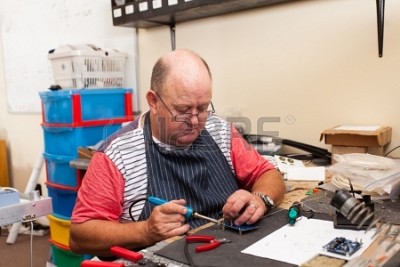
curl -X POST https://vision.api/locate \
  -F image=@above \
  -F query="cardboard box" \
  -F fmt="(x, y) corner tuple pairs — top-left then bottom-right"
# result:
(320, 125), (392, 162)
(320, 125), (392, 147)
(331, 145), (384, 155)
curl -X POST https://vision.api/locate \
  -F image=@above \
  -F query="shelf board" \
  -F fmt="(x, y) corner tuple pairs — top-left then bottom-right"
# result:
(112, 0), (294, 28)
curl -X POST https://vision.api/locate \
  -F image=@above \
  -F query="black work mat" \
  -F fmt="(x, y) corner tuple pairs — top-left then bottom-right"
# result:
(155, 210), (332, 267)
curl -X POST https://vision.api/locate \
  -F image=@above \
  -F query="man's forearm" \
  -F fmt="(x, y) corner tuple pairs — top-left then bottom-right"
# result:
(251, 169), (286, 206)
(69, 219), (153, 256)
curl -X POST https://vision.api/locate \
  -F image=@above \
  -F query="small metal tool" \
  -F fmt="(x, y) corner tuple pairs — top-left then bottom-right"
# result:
(192, 212), (219, 224)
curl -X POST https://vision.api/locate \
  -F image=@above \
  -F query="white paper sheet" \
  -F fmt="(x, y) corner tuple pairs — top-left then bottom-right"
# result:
(286, 166), (325, 181)
(241, 217), (376, 266)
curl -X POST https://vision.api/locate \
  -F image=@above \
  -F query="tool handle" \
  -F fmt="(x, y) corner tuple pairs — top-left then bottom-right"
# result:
(148, 196), (193, 219)
(148, 196), (168, 206)
(186, 235), (215, 243)
(110, 246), (143, 262)
(195, 241), (221, 253)
(81, 260), (124, 267)
(288, 202), (300, 226)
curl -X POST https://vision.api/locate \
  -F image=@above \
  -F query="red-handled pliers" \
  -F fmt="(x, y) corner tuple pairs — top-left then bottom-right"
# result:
(81, 246), (144, 267)
(185, 234), (231, 253)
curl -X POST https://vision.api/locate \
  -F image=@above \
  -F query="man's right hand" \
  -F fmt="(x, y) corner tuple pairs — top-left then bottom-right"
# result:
(142, 199), (190, 243)
(70, 200), (190, 257)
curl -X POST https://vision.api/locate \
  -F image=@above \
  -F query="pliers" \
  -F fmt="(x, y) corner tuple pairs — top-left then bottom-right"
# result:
(81, 246), (164, 266)
(185, 234), (231, 253)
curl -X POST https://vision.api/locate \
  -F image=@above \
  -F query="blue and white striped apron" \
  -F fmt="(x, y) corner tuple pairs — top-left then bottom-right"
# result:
(139, 114), (239, 228)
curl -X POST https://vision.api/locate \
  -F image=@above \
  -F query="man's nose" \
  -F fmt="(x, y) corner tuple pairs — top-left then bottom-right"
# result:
(188, 114), (199, 125)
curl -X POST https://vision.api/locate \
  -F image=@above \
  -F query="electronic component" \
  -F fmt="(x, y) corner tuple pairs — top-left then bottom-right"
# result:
(323, 237), (362, 257)
(330, 189), (376, 230)
(329, 189), (400, 253)
(222, 220), (259, 235)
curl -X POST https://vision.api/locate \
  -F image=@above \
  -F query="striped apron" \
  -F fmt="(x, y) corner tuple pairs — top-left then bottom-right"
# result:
(139, 114), (239, 228)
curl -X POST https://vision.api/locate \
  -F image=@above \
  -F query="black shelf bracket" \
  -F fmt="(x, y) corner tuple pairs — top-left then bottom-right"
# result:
(376, 0), (385, 57)
(170, 23), (176, 51)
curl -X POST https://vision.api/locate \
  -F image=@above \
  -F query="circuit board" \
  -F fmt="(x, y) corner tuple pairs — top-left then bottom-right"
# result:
(222, 220), (259, 235)
(323, 237), (362, 256)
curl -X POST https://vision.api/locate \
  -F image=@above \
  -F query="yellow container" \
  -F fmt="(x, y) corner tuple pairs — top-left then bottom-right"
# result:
(48, 214), (71, 247)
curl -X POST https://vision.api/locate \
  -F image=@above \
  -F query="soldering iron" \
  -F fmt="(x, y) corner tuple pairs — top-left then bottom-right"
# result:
(148, 196), (221, 224)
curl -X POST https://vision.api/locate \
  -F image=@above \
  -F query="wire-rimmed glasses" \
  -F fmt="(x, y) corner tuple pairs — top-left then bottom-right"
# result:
(154, 91), (215, 122)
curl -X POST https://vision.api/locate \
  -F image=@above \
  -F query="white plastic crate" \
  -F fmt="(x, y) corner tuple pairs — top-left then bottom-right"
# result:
(48, 44), (127, 89)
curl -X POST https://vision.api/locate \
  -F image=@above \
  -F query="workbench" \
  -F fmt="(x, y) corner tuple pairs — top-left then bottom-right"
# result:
(143, 185), (399, 267)
(71, 155), (400, 266)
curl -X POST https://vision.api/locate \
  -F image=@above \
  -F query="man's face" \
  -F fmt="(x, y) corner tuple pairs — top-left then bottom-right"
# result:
(152, 72), (213, 147)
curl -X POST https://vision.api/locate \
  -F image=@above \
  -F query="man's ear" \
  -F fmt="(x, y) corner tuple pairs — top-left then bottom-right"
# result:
(146, 90), (158, 113)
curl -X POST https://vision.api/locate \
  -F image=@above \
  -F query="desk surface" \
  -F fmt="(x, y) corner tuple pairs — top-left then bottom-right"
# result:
(105, 183), (399, 267)
(150, 184), (400, 267)
(71, 157), (399, 266)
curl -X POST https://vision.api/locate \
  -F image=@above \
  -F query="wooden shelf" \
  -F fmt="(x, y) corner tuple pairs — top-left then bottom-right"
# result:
(112, 0), (293, 28)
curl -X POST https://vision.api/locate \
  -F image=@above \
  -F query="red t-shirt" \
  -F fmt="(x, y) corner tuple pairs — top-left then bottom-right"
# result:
(72, 126), (275, 223)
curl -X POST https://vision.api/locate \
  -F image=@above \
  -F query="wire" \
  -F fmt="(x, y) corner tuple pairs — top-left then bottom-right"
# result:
(128, 197), (148, 221)
(184, 239), (197, 267)
(183, 236), (229, 267)
(348, 178), (356, 197)
(30, 221), (34, 267)
(385, 145), (400, 157)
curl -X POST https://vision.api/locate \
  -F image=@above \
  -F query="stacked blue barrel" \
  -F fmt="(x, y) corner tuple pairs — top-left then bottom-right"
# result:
(40, 88), (134, 267)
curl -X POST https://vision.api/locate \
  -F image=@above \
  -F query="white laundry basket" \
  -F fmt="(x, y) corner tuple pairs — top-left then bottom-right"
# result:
(48, 44), (127, 89)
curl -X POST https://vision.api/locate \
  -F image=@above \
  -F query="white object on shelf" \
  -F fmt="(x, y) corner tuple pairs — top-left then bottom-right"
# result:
(274, 155), (305, 176)
(48, 44), (127, 89)
(286, 166), (325, 181)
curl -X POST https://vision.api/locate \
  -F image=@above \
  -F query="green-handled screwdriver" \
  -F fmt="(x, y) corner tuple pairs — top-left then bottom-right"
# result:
(288, 202), (300, 225)
(148, 196), (220, 224)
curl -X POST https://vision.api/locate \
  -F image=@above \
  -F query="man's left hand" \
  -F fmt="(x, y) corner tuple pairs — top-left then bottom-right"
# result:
(222, 189), (266, 225)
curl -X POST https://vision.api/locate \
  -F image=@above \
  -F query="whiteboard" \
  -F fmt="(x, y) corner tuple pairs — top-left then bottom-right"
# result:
(0, 0), (137, 113)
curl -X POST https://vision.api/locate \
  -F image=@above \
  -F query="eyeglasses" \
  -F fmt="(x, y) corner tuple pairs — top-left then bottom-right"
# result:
(154, 91), (215, 122)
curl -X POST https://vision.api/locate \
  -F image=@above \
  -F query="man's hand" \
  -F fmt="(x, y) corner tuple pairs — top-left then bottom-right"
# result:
(222, 189), (266, 226)
(142, 199), (190, 243)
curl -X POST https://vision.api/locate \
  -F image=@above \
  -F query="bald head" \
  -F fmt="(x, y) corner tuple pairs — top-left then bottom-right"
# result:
(147, 49), (214, 146)
(150, 49), (212, 95)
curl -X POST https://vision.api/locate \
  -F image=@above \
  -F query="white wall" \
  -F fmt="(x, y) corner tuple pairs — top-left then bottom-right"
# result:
(137, 0), (400, 154)
(1, 0), (400, 192)
(0, 39), (45, 191)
